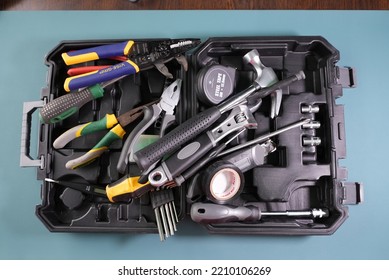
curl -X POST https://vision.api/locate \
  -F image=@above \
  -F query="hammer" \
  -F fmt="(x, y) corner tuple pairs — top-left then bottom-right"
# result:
(133, 50), (306, 173)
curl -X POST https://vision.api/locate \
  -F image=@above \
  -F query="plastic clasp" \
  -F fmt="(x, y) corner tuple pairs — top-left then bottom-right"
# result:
(337, 67), (357, 88)
(341, 182), (364, 205)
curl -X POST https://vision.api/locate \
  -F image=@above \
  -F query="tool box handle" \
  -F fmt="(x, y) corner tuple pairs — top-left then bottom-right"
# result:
(20, 100), (45, 168)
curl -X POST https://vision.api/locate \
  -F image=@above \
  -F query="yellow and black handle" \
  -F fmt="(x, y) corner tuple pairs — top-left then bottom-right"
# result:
(106, 176), (153, 203)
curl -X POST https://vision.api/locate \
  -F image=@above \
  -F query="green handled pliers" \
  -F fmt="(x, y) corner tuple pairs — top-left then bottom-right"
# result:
(53, 100), (159, 170)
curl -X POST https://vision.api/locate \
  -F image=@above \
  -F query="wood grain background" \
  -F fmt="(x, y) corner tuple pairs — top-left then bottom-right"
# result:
(1, 0), (388, 10)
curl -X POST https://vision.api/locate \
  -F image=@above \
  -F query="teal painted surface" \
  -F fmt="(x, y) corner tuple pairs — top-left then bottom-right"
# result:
(0, 11), (388, 260)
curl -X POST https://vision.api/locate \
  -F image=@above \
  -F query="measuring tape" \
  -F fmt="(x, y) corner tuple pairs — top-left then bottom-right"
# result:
(202, 161), (244, 204)
(196, 64), (237, 105)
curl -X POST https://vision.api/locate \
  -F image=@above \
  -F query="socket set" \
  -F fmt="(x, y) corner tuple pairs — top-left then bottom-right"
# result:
(21, 36), (362, 239)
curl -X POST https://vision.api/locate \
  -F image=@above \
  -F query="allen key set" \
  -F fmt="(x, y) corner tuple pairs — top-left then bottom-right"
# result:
(21, 36), (362, 240)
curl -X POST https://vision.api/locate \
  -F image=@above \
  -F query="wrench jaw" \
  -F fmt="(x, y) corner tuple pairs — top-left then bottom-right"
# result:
(210, 105), (257, 142)
(148, 105), (258, 188)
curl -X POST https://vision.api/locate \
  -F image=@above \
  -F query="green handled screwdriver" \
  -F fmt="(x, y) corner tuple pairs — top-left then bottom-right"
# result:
(39, 76), (124, 124)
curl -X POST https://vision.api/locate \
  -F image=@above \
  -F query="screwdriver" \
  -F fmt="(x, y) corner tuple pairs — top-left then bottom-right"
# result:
(44, 178), (107, 198)
(106, 176), (152, 202)
(217, 118), (311, 157)
(190, 203), (328, 224)
(39, 76), (124, 124)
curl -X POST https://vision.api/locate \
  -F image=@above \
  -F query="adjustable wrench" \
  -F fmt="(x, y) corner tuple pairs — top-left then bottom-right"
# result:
(148, 105), (257, 187)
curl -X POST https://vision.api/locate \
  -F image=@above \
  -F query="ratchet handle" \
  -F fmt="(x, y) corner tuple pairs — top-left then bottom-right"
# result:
(39, 84), (105, 124)
(134, 106), (221, 172)
(62, 40), (134, 65)
(190, 203), (260, 224)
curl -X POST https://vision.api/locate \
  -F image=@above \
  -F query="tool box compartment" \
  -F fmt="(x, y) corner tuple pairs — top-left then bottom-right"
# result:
(22, 39), (187, 233)
(185, 36), (361, 235)
(20, 36), (362, 238)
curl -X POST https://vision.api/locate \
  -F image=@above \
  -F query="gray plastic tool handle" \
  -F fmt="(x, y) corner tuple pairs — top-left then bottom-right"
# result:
(117, 105), (160, 174)
(134, 106), (221, 172)
(223, 144), (266, 173)
(20, 101), (45, 168)
(190, 203), (260, 224)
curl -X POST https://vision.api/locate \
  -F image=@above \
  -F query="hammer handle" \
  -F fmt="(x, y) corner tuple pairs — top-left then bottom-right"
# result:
(134, 106), (221, 172)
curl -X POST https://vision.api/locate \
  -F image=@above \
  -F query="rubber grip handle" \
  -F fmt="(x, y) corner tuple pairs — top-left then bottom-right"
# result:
(39, 84), (105, 124)
(61, 40), (134, 65)
(53, 114), (118, 149)
(117, 106), (158, 174)
(134, 106), (222, 172)
(64, 60), (139, 92)
(65, 124), (126, 169)
(106, 175), (152, 202)
(163, 133), (215, 178)
(190, 203), (260, 224)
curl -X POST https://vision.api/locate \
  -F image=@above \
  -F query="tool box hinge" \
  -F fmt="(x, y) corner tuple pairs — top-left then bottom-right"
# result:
(341, 181), (364, 205)
(336, 66), (357, 88)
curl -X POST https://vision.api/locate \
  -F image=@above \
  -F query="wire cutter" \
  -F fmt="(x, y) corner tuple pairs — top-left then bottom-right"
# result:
(54, 100), (159, 170)
(116, 79), (182, 174)
(105, 79), (181, 203)
(62, 39), (200, 92)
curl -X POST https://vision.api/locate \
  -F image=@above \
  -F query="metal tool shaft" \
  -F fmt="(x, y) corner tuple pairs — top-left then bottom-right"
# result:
(190, 203), (328, 224)
(218, 118), (310, 157)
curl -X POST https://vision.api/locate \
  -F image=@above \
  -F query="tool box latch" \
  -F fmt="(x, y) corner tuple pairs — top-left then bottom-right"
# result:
(341, 182), (364, 205)
(337, 66), (357, 88)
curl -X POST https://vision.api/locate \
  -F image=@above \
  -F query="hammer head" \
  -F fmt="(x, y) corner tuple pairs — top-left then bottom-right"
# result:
(243, 49), (264, 80)
(243, 49), (278, 88)
(243, 49), (281, 118)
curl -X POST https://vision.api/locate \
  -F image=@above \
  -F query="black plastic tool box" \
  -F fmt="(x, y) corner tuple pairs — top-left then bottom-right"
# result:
(21, 36), (362, 236)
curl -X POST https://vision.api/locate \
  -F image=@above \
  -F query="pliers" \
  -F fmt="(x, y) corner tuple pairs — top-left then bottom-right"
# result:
(105, 79), (181, 203)
(62, 39), (200, 92)
(54, 100), (159, 170)
(116, 79), (182, 174)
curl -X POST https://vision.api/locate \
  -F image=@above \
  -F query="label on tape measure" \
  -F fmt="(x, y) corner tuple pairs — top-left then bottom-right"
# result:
(197, 65), (236, 105)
